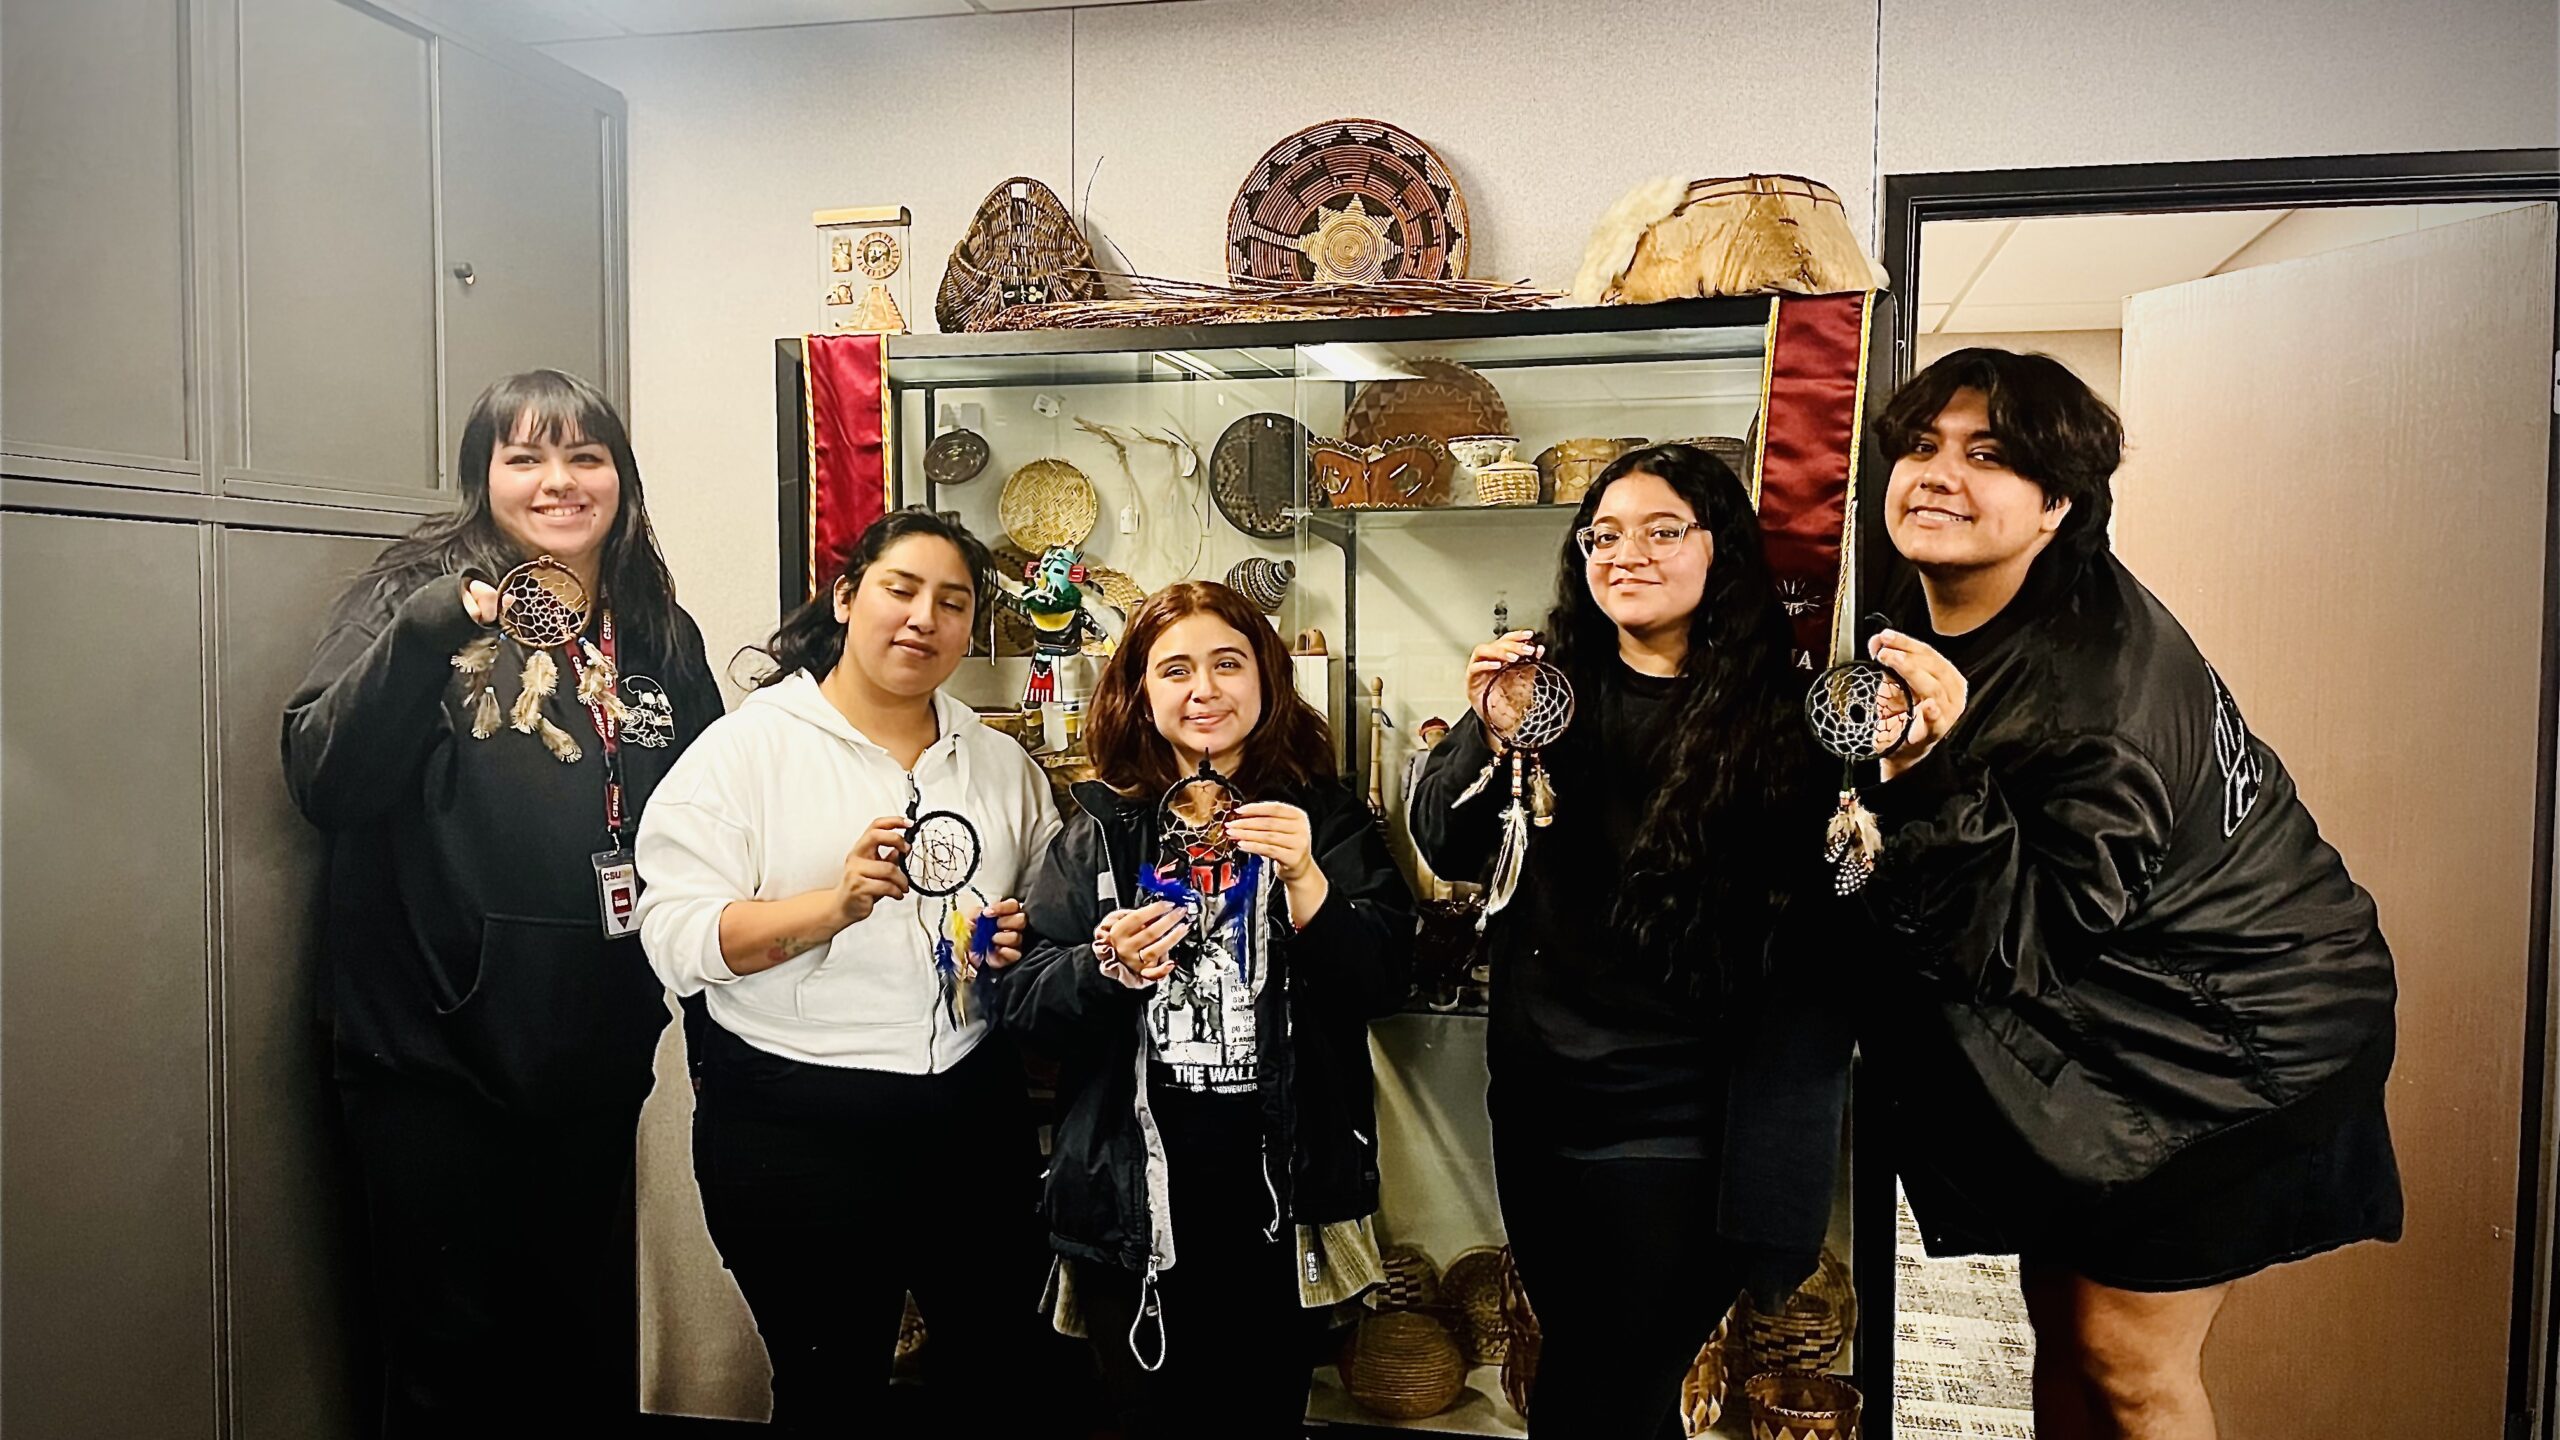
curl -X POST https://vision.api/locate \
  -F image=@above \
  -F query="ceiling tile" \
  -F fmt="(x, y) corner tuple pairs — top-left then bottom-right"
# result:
(1960, 210), (2287, 308)
(1916, 304), (1950, 333)
(1939, 300), (2128, 333)
(585, 0), (971, 34)
(1916, 219), (2012, 307)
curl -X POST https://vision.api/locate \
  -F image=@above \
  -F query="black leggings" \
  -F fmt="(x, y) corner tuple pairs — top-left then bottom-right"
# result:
(690, 1022), (1053, 1436)
(1493, 1125), (1740, 1440)
(339, 1078), (641, 1439)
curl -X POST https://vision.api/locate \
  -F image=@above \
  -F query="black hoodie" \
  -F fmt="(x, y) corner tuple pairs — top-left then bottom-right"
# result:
(283, 571), (721, 1114)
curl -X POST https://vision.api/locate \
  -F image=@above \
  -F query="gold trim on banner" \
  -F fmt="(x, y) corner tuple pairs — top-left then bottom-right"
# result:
(1749, 296), (1780, 509)
(876, 332), (895, 515)
(803, 337), (824, 604)
(1829, 292), (1878, 665)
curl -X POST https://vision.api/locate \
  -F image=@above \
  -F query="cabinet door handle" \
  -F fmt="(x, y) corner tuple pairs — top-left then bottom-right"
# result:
(451, 262), (476, 287)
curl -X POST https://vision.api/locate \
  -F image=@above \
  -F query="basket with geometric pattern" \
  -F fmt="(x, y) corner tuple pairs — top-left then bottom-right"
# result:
(1734, 1247), (1856, 1379)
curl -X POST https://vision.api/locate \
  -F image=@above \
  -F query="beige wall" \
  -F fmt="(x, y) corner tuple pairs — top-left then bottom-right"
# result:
(1914, 328), (2122, 408)
(537, 0), (2558, 1419)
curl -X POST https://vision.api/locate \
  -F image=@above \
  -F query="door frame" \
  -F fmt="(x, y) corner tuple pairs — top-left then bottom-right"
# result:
(1876, 149), (2560, 1440)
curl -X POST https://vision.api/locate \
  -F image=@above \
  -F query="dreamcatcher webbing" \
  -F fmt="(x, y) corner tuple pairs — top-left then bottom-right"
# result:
(903, 777), (996, 1024)
(450, 555), (603, 763)
(1457, 657), (1576, 931)
(1803, 620), (1914, 896)
(1146, 760), (1264, 986)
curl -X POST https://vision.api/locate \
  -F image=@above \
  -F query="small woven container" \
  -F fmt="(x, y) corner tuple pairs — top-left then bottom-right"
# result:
(1744, 1372), (1862, 1439)
(1497, 1245), (1540, 1417)
(936, 177), (1104, 333)
(1679, 1303), (1738, 1437)
(1537, 437), (1635, 504)
(1372, 1241), (1442, 1312)
(1440, 1246), (1509, 1365)
(1735, 1247), (1856, 1379)
(892, 1291), (926, 1376)
(1473, 455), (1540, 507)
(1344, 1311), (1468, 1420)
(998, 459), (1099, 551)
(1224, 556), (1295, 613)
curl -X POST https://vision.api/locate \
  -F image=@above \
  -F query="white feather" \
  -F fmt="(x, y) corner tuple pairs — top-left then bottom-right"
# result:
(1570, 175), (1691, 306)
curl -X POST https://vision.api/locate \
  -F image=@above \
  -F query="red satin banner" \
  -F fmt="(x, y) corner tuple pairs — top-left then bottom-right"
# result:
(1753, 291), (1874, 669)
(803, 331), (893, 602)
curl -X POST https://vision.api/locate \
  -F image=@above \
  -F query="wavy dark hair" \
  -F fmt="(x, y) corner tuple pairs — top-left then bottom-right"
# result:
(746, 507), (995, 687)
(1872, 346), (2123, 568)
(1086, 581), (1334, 799)
(1544, 444), (1817, 997)
(352, 369), (702, 684)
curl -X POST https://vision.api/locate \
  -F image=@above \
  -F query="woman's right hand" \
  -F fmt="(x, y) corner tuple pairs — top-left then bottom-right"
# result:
(1465, 630), (1543, 712)
(832, 816), (912, 926)
(459, 576), (502, 627)
(1099, 900), (1189, 983)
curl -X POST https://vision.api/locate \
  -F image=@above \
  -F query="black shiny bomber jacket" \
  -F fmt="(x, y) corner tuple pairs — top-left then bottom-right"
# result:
(1867, 549), (2397, 1192)
(988, 775), (1413, 1273)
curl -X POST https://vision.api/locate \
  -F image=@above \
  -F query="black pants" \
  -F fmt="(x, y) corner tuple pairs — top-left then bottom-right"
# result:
(1074, 1144), (1325, 1440)
(1492, 1124), (1739, 1440)
(339, 1077), (642, 1440)
(691, 1022), (1052, 1436)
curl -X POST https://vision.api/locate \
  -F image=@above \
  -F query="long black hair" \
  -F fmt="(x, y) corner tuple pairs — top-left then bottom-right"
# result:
(353, 369), (701, 683)
(1542, 443), (1817, 998)
(746, 507), (995, 687)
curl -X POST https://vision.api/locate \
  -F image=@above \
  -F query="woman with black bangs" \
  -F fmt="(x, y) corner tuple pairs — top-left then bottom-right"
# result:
(284, 369), (721, 1435)
(1411, 444), (1853, 1439)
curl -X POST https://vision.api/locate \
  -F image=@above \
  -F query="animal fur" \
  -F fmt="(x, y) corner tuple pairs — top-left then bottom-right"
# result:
(1571, 175), (1690, 305)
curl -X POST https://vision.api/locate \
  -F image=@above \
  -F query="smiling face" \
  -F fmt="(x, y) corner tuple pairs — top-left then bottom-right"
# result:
(1582, 469), (1713, 641)
(1884, 386), (2070, 577)
(487, 415), (621, 572)
(1144, 613), (1264, 774)
(833, 533), (977, 699)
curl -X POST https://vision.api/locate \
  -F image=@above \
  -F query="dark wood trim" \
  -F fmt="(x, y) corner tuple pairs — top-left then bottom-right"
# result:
(1874, 149), (2560, 1440)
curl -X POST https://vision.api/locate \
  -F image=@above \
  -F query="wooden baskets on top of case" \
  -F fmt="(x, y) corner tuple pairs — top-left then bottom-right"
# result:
(936, 177), (1105, 334)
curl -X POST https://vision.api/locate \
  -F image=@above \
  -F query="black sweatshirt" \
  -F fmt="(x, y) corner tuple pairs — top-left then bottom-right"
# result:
(1410, 659), (1852, 1304)
(283, 571), (721, 1114)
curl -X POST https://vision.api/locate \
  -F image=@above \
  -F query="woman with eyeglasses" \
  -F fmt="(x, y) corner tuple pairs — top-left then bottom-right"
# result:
(1411, 444), (1854, 1439)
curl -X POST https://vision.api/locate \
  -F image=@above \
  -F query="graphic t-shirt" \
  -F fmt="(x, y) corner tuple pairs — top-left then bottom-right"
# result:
(1142, 844), (1266, 1097)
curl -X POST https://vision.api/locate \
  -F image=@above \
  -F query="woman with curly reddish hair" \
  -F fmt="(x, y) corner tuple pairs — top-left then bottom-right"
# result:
(990, 580), (1413, 1440)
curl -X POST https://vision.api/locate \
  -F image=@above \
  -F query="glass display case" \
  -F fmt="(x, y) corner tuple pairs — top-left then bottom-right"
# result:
(776, 294), (1879, 1437)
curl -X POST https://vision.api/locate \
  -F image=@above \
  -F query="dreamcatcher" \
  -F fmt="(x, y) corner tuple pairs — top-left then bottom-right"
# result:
(449, 554), (625, 763)
(1138, 760), (1264, 984)
(1803, 652), (1913, 895)
(1454, 655), (1576, 930)
(903, 777), (998, 1025)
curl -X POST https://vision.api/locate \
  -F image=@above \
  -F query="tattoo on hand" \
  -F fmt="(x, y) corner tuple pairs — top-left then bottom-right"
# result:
(764, 934), (825, 965)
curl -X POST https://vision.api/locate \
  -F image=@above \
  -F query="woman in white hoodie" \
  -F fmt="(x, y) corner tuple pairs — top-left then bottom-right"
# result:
(634, 508), (1060, 1434)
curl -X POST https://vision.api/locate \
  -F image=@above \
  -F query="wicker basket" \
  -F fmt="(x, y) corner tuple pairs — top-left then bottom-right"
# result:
(1537, 437), (1635, 505)
(1679, 1302), (1740, 1437)
(1473, 455), (1540, 507)
(1343, 1311), (1468, 1420)
(997, 459), (1099, 551)
(1743, 1371), (1862, 1439)
(936, 177), (1104, 334)
(1371, 1241), (1442, 1312)
(1439, 1246), (1509, 1365)
(1496, 1245), (1539, 1417)
(891, 1291), (926, 1376)
(1734, 1247), (1856, 1380)
(1224, 556), (1295, 613)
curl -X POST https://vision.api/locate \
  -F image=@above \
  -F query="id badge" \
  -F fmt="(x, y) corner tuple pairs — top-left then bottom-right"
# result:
(593, 849), (640, 937)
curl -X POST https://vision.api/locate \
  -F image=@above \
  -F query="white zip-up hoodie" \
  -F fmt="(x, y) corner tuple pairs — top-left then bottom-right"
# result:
(634, 670), (1060, 1072)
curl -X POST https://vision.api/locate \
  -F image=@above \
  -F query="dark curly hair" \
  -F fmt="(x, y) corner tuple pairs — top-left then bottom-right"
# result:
(1543, 443), (1822, 998)
(1872, 347), (2124, 568)
(745, 507), (994, 686)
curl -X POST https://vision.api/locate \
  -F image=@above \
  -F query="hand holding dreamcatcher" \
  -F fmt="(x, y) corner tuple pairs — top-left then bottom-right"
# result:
(1136, 760), (1265, 984)
(447, 554), (631, 763)
(1455, 643), (1576, 929)
(902, 777), (999, 1025)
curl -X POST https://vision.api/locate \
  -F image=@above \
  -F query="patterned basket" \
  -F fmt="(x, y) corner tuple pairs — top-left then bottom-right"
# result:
(1371, 1241), (1443, 1312)
(891, 1291), (926, 1376)
(1735, 1247), (1856, 1379)
(1472, 456), (1540, 507)
(1743, 1371), (1862, 1439)
(1439, 1246), (1510, 1365)
(997, 459), (1099, 551)
(935, 177), (1104, 333)
(1497, 1245), (1540, 1417)
(1344, 1311), (1468, 1420)
(1679, 1301), (1740, 1437)
(1537, 437), (1636, 505)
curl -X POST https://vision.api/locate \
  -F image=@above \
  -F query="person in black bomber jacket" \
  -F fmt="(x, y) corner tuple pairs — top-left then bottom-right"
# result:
(1860, 349), (2400, 1440)
(1411, 445), (1854, 1440)
(990, 580), (1412, 1440)
(283, 370), (719, 1437)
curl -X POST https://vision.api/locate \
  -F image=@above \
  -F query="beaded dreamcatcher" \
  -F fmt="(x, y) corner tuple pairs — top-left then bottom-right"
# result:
(903, 776), (999, 1024)
(1802, 656), (1913, 895)
(1454, 656), (1576, 929)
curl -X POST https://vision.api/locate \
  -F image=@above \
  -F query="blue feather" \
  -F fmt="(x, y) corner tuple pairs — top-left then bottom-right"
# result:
(969, 910), (1002, 960)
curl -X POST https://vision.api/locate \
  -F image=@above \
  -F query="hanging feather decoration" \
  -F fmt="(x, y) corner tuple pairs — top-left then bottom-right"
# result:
(534, 713), (583, 763)
(511, 648), (560, 734)
(1823, 787), (1884, 895)
(470, 686), (503, 740)
(452, 635), (499, 679)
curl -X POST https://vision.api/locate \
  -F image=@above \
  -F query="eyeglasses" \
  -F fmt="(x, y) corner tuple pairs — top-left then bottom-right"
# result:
(1576, 520), (1703, 559)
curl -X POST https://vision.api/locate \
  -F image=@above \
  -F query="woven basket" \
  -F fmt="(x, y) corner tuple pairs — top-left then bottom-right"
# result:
(1371, 1241), (1442, 1312)
(1311, 435), (1452, 509)
(997, 459), (1098, 551)
(1224, 556), (1295, 613)
(1497, 1245), (1539, 1417)
(1440, 1246), (1509, 1365)
(1473, 456), (1540, 507)
(892, 1291), (926, 1376)
(1679, 1302), (1739, 1437)
(1735, 1247), (1856, 1380)
(1743, 1371), (1862, 1439)
(1537, 437), (1635, 505)
(936, 177), (1104, 333)
(1343, 1311), (1468, 1420)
